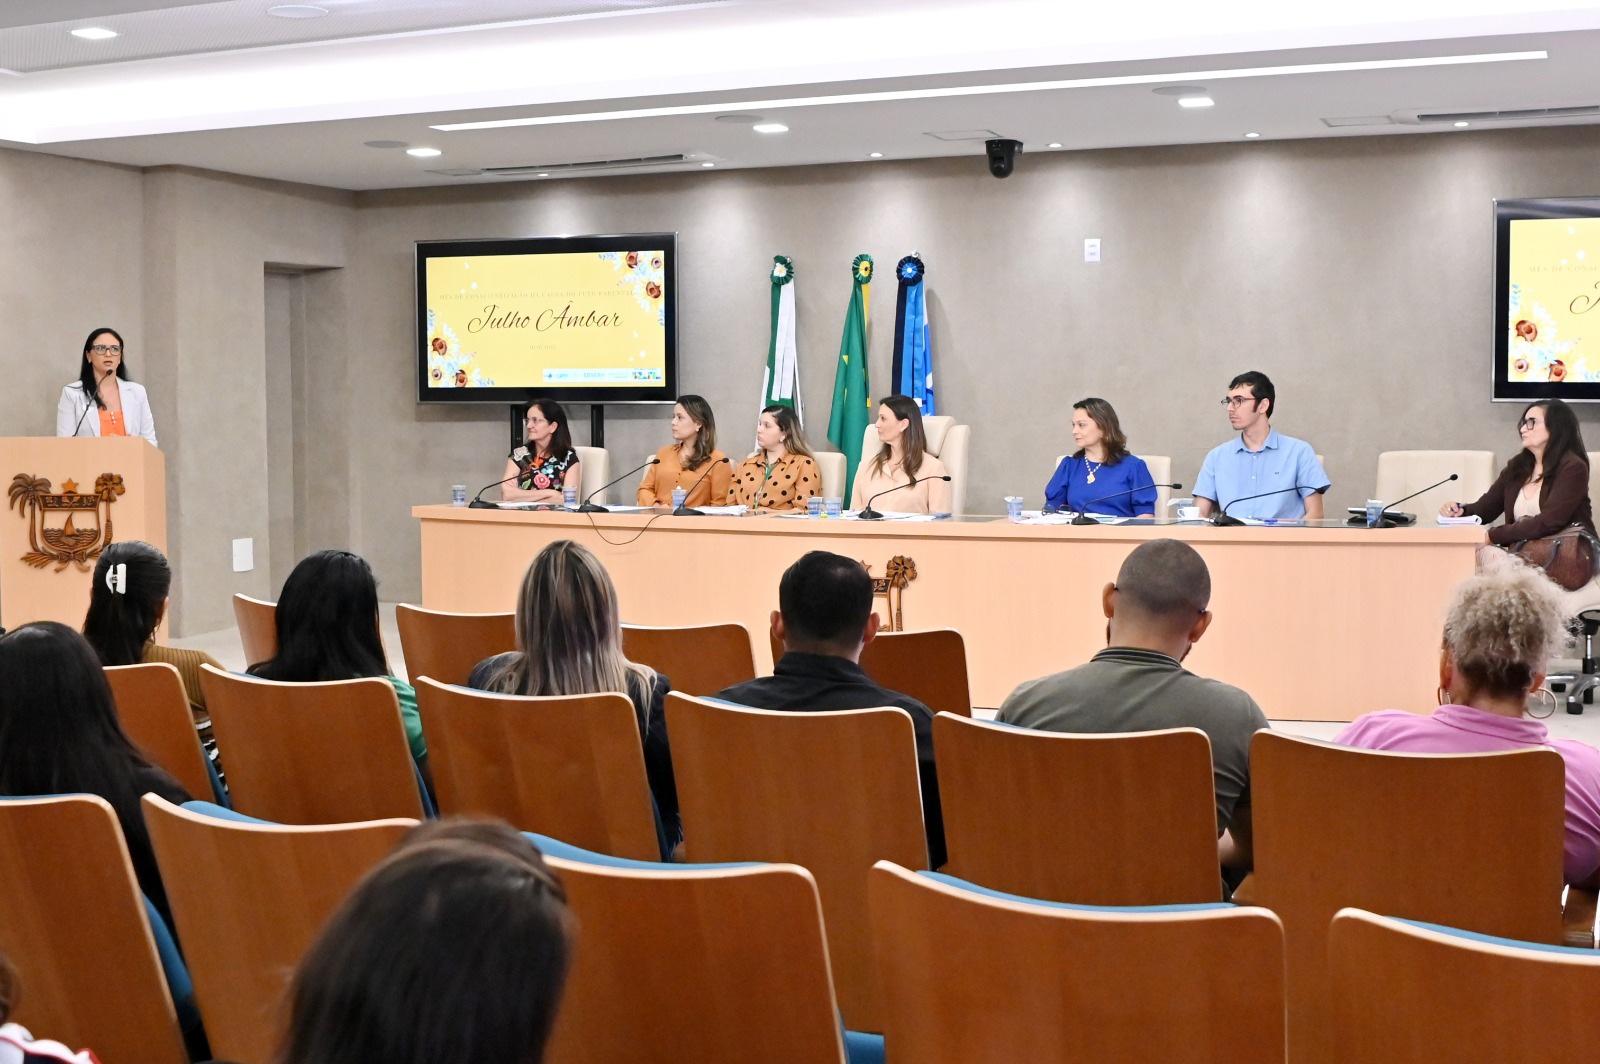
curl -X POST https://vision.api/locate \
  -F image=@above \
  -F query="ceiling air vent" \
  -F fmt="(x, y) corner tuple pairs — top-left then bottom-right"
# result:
(1410, 105), (1600, 124)
(484, 154), (690, 176)
(923, 129), (1001, 141)
(1321, 115), (1396, 128)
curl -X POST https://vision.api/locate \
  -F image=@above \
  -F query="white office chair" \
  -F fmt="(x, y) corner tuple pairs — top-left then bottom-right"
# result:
(574, 445), (610, 505)
(861, 415), (971, 515)
(1051, 454), (1172, 514)
(813, 452), (847, 501)
(1374, 450), (1495, 522)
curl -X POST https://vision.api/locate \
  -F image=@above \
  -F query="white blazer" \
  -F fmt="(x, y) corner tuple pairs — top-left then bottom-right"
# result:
(56, 379), (158, 446)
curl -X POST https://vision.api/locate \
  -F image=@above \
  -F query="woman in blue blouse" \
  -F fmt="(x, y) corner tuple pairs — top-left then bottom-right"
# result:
(503, 398), (580, 504)
(1044, 398), (1156, 518)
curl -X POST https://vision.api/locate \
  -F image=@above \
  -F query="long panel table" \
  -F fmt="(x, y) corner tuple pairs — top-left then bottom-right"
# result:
(413, 506), (1486, 721)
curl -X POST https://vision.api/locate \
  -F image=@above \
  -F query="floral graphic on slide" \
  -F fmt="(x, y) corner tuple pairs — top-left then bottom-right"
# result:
(424, 310), (496, 387)
(600, 250), (667, 327)
(1506, 285), (1588, 383)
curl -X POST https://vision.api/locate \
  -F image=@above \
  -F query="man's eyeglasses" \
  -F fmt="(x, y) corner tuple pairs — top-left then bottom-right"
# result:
(1220, 395), (1260, 409)
(90, 345), (122, 355)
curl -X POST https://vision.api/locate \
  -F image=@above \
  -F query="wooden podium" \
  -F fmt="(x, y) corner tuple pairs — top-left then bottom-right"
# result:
(0, 437), (166, 631)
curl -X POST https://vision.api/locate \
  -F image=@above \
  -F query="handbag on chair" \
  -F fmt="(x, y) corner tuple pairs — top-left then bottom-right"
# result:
(1508, 524), (1600, 591)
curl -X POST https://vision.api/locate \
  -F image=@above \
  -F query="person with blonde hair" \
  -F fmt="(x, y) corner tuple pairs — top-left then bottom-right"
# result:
(1336, 563), (1600, 885)
(468, 540), (680, 854)
(729, 404), (821, 511)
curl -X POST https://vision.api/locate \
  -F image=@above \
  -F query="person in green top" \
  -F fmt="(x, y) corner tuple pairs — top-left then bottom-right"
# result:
(247, 550), (426, 769)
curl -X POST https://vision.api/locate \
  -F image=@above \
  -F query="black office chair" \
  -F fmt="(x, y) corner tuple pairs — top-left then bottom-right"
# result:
(1547, 609), (1600, 714)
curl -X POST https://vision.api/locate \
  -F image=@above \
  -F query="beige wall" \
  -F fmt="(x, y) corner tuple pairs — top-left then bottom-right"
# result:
(6, 126), (1600, 631)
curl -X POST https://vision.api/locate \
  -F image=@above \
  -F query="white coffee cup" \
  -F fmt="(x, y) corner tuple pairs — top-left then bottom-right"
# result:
(1176, 505), (1201, 521)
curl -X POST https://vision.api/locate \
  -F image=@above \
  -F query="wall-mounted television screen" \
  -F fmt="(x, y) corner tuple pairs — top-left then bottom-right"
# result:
(417, 233), (677, 404)
(1494, 197), (1600, 401)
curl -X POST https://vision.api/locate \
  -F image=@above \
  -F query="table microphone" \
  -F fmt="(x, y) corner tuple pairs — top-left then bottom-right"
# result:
(1346, 473), (1457, 528)
(1213, 484), (1321, 526)
(577, 456), (660, 513)
(467, 469), (530, 508)
(859, 475), (952, 520)
(1067, 482), (1183, 525)
(672, 457), (731, 516)
(69, 371), (106, 437)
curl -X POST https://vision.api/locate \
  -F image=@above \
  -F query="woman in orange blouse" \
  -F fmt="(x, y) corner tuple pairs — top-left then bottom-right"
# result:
(730, 405), (822, 512)
(637, 394), (732, 507)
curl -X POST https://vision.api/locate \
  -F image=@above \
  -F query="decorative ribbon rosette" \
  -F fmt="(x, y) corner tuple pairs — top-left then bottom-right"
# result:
(772, 255), (795, 286)
(897, 255), (924, 285)
(852, 254), (874, 285)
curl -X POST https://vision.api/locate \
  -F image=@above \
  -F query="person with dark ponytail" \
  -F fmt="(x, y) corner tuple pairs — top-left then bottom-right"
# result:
(82, 541), (222, 723)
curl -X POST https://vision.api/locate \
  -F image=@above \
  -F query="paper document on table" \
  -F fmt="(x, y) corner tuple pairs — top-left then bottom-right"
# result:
(1436, 515), (1484, 525)
(840, 511), (945, 521)
(1019, 511), (1128, 525)
(693, 505), (750, 516)
(596, 505), (655, 513)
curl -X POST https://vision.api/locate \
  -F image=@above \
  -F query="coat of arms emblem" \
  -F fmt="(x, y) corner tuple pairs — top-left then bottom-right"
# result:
(863, 555), (917, 632)
(7, 473), (125, 571)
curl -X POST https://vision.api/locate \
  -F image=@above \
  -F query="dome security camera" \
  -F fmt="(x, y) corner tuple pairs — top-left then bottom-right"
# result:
(985, 138), (1022, 178)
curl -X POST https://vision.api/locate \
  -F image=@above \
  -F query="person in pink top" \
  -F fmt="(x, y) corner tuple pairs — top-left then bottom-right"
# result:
(1336, 563), (1600, 887)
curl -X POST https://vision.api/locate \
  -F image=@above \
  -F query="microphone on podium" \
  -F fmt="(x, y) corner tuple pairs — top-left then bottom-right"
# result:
(672, 457), (731, 516)
(1067, 482), (1183, 525)
(859, 475), (952, 520)
(577, 456), (661, 513)
(1213, 484), (1320, 526)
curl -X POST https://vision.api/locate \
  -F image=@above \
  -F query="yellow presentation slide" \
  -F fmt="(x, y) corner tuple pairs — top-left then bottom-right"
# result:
(424, 249), (667, 390)
(1507, 218), (1600, 384)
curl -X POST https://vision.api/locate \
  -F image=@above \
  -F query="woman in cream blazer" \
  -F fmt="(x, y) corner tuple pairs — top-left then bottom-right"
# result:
(56, 327), (158, 446)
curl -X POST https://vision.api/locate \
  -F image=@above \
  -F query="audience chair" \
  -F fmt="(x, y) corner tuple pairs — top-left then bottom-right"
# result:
(664, 693), (928, 1032)
(862, 414), (971, 515)
(1238, 732), (1567, 1064)
(0, 795), (191, 1064)
(106, 661), (220, 802)
(868, 861), (1285, 1063)
(620, 622), (756, 697)
(232, 593), (277, 667)
(537, 833), (881, 1064)
(200, 665), (426, 824)
(573, 444), (610, 505)
(394, 603), (515, 687)
(858, 629), (972, 718)
(935, 715), (1221, 904)
(1328, 906), (1600, 1063)
(814, 451), (847, 501)
(143, 796), (417, 1064)
(415, 677), (661, 860)
(1374, 450), (1495, 521)
(1053, 453), (1174, 513)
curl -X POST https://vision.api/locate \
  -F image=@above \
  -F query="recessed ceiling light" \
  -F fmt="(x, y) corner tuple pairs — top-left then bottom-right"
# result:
(701, 162), (715, 168)
(406, 147), (442, 157)
(267, 4), (329, 17)
(1454, 120), (1470, 127)
(1244, 132), (1261, 138)
(868, 152), (884, 158)
(1178, 96), (1215, 109)
(1047, 142), (1063, 149)
(69, 27), (118, 40)
(536, 173), (549, 177)
(752, 122), (789, 134)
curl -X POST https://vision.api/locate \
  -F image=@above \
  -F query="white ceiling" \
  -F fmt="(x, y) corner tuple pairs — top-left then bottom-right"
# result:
(2, 0), (1600, 191)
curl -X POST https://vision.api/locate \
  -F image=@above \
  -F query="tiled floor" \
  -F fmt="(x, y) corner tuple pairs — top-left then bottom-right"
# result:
(167, 606), (1600, 744)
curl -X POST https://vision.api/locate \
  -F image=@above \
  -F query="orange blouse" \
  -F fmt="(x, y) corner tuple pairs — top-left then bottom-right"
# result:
(637, 445), (732, 507)
(97, 408), (127, 437)
(729, 452), (821, 511)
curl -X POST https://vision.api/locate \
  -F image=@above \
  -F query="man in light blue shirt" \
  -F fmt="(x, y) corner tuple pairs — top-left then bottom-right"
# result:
(1195, 371), (1330, 521)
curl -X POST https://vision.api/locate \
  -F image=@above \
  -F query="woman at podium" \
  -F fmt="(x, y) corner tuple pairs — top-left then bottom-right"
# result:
(55, 328), (157, 445)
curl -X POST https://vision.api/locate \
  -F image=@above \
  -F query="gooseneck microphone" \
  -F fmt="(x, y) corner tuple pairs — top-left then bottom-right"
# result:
(467, 468), (530, 509)
(578, 456), (661, 514)
(859, 474), (953, 520)
(1213, 484), (1320, 526)
(1067, 482), (1184, 525)
(1346, 473), (1458, 528)
(672, 457), (731, 516)
(70, 372), (106, 438)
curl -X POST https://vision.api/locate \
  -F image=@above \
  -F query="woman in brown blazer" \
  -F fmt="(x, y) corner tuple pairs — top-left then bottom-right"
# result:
(1442, 398), (1595, 545)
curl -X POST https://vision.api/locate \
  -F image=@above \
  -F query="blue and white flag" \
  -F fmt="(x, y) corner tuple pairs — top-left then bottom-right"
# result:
(892, 254), (934, 413)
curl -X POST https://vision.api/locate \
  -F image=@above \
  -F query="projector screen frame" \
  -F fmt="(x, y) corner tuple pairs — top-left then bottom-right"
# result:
(415, 232), (679, 405)
(1493, 196), (1600, 403)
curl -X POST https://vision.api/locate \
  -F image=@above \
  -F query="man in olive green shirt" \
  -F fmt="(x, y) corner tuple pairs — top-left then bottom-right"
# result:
(997, 539), (1269, 870)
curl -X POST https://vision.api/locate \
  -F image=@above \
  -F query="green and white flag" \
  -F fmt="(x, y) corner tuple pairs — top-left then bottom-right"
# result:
(763, 255), (801, 419)
(827, 254), (874, 499)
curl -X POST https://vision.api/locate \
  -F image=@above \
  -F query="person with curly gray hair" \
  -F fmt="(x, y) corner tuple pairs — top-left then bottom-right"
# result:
(1335, 563), (1600, 885)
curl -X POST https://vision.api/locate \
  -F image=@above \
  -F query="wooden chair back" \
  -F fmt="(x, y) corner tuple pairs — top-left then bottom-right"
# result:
(1328, 907), (1600, 1063)
(621, 622), (756, 696)
(935, 715), (1221, 904)
(858, 629), (973, 717)
(1246, 732), (1566, 1064)
(200, 664), (425, 824)
(106, 661), (216, 800)
(142, 795), (416, 1064)
(663, 692), (927, 1031)
(394, 603), (515, 687)
(867, 861), (1285, 1063)
(415, 677), (660, 860)
(0, 795), (189, 1064)
(545, 855), (848, 1064)
(233, 593), (277, 667)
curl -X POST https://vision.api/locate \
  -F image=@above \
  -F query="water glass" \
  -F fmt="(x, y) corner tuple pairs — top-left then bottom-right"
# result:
(825, 496), (843, 517)
(1005, 495), (1024, 521)
(1365, 498), (1384, 527)
(671, 486), (689, 509)
(450, 484), (468, 506)
(807, 496), (825, 516)
(564, 485), (579, 509)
